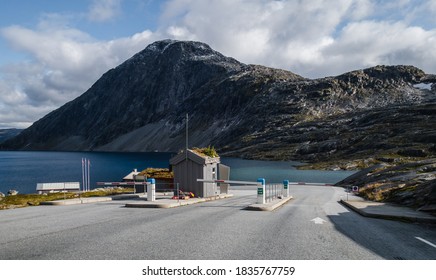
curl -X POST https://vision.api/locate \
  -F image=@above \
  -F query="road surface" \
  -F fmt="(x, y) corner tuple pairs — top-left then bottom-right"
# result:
(0, 184), (435, 259)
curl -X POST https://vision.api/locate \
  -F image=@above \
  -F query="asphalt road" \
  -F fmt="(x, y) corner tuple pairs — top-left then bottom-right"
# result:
(1, 185), (435, 260)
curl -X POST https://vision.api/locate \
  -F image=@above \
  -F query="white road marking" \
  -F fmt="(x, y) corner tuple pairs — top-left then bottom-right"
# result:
(415, 237), (436, 249)
(310, 217), (327, 224)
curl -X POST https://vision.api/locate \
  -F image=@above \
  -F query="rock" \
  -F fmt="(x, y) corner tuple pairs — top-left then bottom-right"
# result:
(418, 204), (436, 213)
(397, 149), (427, 157)
(7, 189), (18, 196)
(337, 159), (436, 212)
(377, 157), (395, 163)
(0, 192), (4, 198)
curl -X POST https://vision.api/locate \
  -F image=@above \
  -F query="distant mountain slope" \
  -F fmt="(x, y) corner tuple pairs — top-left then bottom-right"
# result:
(0, 129), (23, 144)
(2, 39), (436, 165)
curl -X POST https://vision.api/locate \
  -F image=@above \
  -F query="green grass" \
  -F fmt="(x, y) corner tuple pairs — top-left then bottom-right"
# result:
(0, 193), (77, 209)
(139, 168), (173, 179)
(0, 187), (134, 210)
(192, 146), (219, 158)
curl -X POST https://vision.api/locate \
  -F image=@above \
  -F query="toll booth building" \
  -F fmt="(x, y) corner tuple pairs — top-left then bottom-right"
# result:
(170, 149), (221, 198)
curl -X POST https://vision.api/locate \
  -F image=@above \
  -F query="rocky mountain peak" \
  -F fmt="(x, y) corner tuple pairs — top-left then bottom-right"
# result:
(125, 39), (243, 73)
(144, 39), (215, 58)
(336, 65), (427, 85)
(2, 40), (435, 169)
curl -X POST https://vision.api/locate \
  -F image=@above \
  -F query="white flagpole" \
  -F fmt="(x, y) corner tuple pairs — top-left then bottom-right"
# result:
(85, 158), (88, 192)
(87, 159), (91, 192)
(82, 158), (85, 192)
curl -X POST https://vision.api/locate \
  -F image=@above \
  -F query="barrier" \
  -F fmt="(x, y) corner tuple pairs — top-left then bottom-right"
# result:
(197, 179), (263, 185)
(265, 183), (283, 203)
(197, 178), (265, 203)
(288, 182), (334, 186)
(97, 182), (148, 186)
(197, 178), (290, 204)
(97, 178), (157, 202)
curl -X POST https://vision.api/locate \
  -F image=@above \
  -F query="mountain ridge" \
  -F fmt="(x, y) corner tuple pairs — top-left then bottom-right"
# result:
(0, 128), (23, 144)
(2, 40), (435, 166)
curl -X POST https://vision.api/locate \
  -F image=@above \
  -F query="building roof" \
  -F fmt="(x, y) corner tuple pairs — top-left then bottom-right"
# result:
(170, 149), (220, 165)
(123, 169), (140, 180)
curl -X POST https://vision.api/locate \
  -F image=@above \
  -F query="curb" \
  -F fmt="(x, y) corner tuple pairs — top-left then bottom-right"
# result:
(125, 198), (206, 208)
(340, 200), (436, 224)
(125, 194), (234, 209)
(40, 194), (141, 206)
(246, 196), (293, 211)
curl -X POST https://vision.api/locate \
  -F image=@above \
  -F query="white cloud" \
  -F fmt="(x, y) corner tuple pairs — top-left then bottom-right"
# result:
(320, 20), (436, 73)
(157, 0), (357, 74)
(1, 0), (436, 129)
(166, 26), (196, 40)
(158, 0), (436, 78)
(0, 19), (155, 128)
(87, 0), (122, 22)
(347, 0), (374, 20)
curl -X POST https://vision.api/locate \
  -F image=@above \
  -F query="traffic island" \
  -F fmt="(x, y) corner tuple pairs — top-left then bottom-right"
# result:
(246, 196), (293, 211)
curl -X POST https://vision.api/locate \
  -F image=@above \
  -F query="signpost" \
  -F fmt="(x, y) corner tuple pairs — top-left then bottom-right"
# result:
(283, 180), (289, 197)
(257, 178), (266, 204)
(147, 178), (156, 202)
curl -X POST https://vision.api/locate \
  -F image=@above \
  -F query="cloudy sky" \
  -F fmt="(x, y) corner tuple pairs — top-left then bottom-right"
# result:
(0, 0), (435, 129)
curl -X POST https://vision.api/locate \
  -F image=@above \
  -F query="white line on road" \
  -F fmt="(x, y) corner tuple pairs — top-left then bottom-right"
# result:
(415, 237), (436, 249)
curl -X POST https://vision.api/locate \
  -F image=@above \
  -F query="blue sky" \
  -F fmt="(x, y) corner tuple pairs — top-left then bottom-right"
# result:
(1, 0), (436, 129)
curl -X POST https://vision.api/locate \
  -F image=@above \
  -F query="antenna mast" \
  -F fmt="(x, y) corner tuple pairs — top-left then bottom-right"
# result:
(185, 113), (189, 159)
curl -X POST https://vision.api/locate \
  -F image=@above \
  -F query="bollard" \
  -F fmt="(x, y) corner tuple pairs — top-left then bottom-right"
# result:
(257, 178), (266, 204)
(283, 180), (289, 197)
(147, 178), (156, 202)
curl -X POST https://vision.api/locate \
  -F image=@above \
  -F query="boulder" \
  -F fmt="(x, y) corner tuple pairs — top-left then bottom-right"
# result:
(7, 189), (18, 196)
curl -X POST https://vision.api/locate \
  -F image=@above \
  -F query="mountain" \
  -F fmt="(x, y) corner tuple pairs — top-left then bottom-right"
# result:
(0, 129), (23, 144)
(2, 40), (436, 166)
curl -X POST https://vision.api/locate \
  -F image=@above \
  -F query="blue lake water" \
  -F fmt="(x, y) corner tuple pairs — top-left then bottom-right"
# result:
(0, 151), (355, 194)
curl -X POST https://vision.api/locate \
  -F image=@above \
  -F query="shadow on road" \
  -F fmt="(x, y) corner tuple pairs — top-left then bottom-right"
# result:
(327, 207), (436, 260)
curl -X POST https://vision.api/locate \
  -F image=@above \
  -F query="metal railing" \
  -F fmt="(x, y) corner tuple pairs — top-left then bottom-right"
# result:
(197, 178), (290, 204)
(265, 183), (285, 203)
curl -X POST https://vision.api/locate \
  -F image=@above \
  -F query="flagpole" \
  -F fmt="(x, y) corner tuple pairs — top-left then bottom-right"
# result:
(87, 159), (91, 192)
(186, 113), (188, 161)
(82, 158), (85, 192)
(84, 158), (88, 192)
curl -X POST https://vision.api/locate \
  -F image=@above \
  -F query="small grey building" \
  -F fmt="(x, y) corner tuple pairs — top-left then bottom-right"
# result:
(170, 149), (228, 198)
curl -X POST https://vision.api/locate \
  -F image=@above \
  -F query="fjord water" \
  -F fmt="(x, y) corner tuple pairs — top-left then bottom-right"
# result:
(0, 151), (355, 194)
